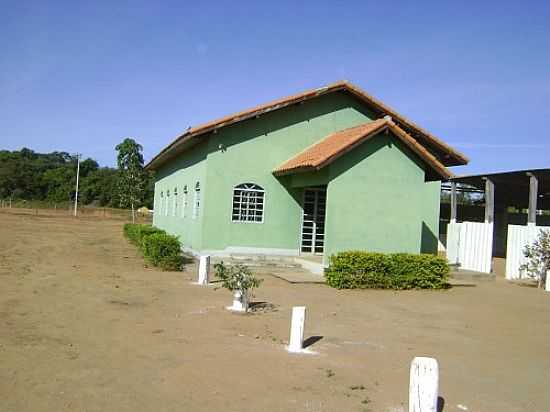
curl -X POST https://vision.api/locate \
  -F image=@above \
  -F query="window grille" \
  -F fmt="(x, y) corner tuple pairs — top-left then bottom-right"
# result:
(232, 183), (265, 223)
(193, 182), (200, 219)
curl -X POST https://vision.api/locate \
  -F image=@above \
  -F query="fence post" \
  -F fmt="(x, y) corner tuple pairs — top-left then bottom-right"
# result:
(409, 357), (439, 412)
(287, 306), (307, 353)
(197, 255), (210, 285)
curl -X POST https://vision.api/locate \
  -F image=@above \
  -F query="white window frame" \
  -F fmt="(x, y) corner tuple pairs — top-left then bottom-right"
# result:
(193, 182), (200, 219)
(231, 183), (265, 224)
(165, 189), (170, 217)
(182, 185), (188, 218)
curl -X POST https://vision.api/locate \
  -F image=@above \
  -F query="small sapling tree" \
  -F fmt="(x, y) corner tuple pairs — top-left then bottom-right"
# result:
(520, 229), (550, 289)
(214, 262), (262, 312)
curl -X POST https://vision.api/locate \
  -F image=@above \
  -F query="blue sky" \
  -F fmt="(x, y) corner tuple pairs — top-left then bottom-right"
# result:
(1, 0), (549, 175)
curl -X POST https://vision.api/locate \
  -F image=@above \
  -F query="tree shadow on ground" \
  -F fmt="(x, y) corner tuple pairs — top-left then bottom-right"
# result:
(249, 301), (278, 313)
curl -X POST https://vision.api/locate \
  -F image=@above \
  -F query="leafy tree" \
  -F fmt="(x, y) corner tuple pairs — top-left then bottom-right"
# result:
(441, 183), (483, 205)
(115, 138), (148, 222)
(80, 167), (118, 206)
(0, 146), (147, 210)
(520, 230), (550, 289)
(42, 166), (75, 203)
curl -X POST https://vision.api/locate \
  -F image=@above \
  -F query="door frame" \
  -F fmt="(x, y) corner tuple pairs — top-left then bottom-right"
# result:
(299, 186), (327, 256)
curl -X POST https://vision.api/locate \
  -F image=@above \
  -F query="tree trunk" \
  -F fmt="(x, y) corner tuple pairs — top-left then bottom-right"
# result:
(131, 202), (135, 224)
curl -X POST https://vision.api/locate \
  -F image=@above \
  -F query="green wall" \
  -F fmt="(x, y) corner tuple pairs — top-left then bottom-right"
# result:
(152, 90), (441, 259)
(200, 91), (375, 254)
(324, 132), (440, 260)
(153, 142), (208, 251)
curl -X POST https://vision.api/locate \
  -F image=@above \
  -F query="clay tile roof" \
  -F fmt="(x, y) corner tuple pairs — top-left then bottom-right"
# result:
(273, 119), (452, 180)
(145, 81), (468, 171)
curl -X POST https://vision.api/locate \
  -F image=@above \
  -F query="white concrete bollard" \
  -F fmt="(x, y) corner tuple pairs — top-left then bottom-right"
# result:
(287, 306), (307, 353)
(227, 290), (248, 312)
(197, 255), (210, 285)
(409, 357), (439, 412)
(545, 270), (550, 292)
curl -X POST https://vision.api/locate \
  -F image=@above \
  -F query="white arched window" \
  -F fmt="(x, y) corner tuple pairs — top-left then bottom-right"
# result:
(193, 182), (200, 219)
(232, 183), (265, 223)
(182, 185), (188, 218)
(173, 187), (178, 217)
(165, 189), (170, 217)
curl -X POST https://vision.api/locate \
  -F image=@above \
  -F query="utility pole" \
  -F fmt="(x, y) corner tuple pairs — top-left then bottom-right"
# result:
(74, 154), (81, 217)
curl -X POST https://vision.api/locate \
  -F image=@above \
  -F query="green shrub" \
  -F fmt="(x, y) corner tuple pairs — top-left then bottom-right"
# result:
(325, 251), (449, 290)
(123, 224), (183, 271)
(123, 223), (163, 246)
(141, 232), (184, 271)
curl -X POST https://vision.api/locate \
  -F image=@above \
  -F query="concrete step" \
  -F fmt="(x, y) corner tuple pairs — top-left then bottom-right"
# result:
(450, 269), (496, 282)
(208, 253), (325, 275)
(210, 255), (302, 269)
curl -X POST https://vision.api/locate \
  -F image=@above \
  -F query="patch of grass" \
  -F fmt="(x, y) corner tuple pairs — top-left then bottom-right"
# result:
(360, 396), (372, 412)
(349, 384), (366, 391)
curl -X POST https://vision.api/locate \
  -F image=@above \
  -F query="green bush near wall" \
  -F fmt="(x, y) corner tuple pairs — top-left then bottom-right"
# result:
(123, 224), (184, 271)
(325, 251), (449, 290)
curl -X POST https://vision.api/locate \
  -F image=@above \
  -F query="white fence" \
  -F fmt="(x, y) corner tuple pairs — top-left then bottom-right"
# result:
(505, 225), (549, 280)
(447, 222), (493, 273)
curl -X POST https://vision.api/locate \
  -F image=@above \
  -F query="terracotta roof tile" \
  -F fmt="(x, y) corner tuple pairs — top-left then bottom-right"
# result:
(273, 119), (452, 180)
(145, 81), (468, 170)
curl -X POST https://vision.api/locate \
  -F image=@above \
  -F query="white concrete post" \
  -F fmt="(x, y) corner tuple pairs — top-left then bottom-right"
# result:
(409, 357), (439, 412)
(228, 289), (248, 312)
(198, 255), (210, 285)
(545, 270), (550, 292)
(288, 306), (307, 353)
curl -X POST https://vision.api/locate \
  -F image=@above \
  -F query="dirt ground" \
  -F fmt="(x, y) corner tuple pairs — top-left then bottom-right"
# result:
(1, 211), (549, 412)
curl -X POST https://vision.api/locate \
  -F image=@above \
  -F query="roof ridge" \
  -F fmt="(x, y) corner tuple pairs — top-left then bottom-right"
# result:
(145, 81), (468, 170)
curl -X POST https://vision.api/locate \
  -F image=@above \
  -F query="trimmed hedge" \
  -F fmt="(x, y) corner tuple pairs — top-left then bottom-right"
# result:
(123, 223), (164, 247)
(325, 251), (449, 290)
(141, 232), (184, 270)
(123, 224), (183, 271)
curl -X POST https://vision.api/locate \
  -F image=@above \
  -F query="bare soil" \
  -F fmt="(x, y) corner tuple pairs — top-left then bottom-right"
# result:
(1, 210), (549, 412)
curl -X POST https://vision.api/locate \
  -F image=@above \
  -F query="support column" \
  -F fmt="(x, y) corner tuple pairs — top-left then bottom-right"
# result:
(450, 181), (457, 224)
(484, 178), (494, 224)
(527, 173), (538, 226)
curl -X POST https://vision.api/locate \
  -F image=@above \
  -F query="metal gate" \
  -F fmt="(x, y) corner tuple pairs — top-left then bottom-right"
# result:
(301, 188), (326, 254)
(506, 225), (549, 280)
(447, 222), (493, 273)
